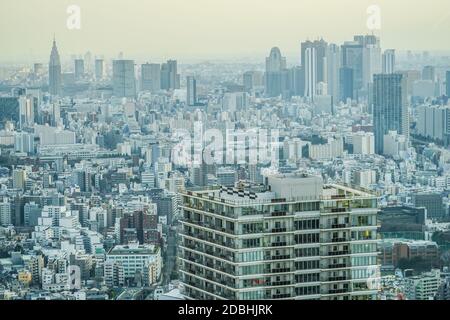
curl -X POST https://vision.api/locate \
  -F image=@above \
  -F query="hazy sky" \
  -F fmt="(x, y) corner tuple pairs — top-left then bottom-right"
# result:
(1, 0), (450, 63)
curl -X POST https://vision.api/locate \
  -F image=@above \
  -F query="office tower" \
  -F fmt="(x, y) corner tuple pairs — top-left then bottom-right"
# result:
(179, 173), (379, 300)
(363, 44), (382, 88)
(186, 76), (197, 106)
(341, 41), (364, 98)
(160, 60), (180, 90)
(373, 74), (409, 155)
(113, 60), (136, 98)
(141, 63), (160, 92)
(264, 47), (287, 97)
(422, 66), (436, 81)
(95, 59), (104, 80)
(382, 50), (395, 74)
(48, 38), (62, 96)
(74, 59), (84, 80)
(18, 95), (34, 128)
(301, 39), (328, 84)
(339, 67), (354, 102)
(326, 44), (340, 103)
(447, 71), (450, 97)
(304, 47), (317, 99)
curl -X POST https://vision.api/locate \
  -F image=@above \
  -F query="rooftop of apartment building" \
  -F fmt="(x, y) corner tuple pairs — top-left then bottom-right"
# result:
(182, 173), (376, 205)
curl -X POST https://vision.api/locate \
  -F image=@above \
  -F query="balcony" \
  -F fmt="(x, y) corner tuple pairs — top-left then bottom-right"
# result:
(331, 237), (349, 243)
(271, 242), (287, 247)
(327, 263), (348, 269)
(271, 228), (287, 233)
(327, 250), (350, 256)
(271, 211), (287, 217)
(331, 223), (349, 229)
(326, 276), (348, 282)
(326, 288), (349, 294)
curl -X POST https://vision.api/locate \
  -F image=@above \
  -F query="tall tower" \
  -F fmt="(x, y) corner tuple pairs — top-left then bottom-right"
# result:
(373, 73), (409, 154)
(382, 50), (396, 74)
(264, 47), (287, 97)
(112, 60), (136, 98)
(186, 76), (197, 106)
(304, 47), (317, 100)
(49, 37), (62, 96)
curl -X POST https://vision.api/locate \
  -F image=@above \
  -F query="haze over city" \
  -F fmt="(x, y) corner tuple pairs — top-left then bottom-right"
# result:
(1, 0), (450, 62)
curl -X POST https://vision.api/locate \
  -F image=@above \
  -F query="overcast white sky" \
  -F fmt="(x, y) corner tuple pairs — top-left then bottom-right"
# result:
(1, 0), (449, 62)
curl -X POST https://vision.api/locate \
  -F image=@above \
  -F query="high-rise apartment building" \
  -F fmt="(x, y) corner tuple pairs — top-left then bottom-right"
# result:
(179, 173), (379, 300)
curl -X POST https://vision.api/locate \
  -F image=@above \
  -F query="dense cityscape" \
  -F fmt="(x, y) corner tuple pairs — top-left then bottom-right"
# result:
(1, 4), (450, 302)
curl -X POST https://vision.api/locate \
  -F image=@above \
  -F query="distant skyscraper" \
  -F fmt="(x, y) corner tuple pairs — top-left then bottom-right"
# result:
(373, 73), (409, 154)
(186, 76), (197, 106)
(446, 71), (450, 97)
(382, 50), (396, 74)
(160, 60), (180, 90)
(341, 41), (363, 97)
(326, 44), (340, 103)
(95, 59), (104, 80)
(113, 60), (136, 98)
(304, 47), (317, 99)
(301, 39), (328, 85)
(48, 38), (62, 96)
(141, 63), (161, 92)
(74, 59), (84, 80)
(339, 67), (354, 102)
(264, 47), (287, 97)
(422, 66), (436, 82)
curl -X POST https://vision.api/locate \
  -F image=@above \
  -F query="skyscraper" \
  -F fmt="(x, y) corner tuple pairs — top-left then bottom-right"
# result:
(95, 59), (105, 80)
(74, 59), (84, 80)
(446, 71), (450, 97)
(113, 60), (136, 98)
(141, 63), (161, 92)
(301, 39), (328, 85)
(422, 66), (436, 81)
(48, 38), (62, 96)
(186, 76), (197, 106)
(341, 41), (363, 98)
(161, 60), (180, 90)
(373, 73), (409, 154)
(304, 47), (317, 99)
(264, 47), (287, 97)
(382, 50), (396, 74)
(326, 44), (341, 103)
(339, 67), (354, 102)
